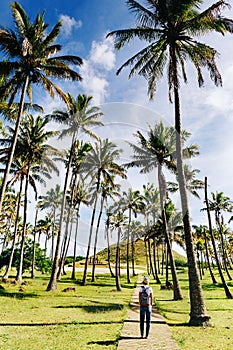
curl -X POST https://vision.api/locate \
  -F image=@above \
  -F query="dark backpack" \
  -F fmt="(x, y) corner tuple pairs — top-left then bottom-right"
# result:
(140, 286), (150, 305)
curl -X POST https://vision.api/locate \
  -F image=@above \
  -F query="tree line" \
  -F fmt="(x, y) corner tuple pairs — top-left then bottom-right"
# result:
(0, 1), (232, 328)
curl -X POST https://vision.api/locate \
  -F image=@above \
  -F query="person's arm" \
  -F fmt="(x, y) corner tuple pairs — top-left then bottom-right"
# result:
(150, 288), (153, 305)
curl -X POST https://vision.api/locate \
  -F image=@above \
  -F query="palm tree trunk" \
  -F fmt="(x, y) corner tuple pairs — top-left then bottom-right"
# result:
(72, 203), (80, 280)
(147, 238), (155, 278)
(0, 75), (29, 215)
(115, 227), (122, 291)
(31, 207), (38, 279)
(16, 169), (30, 282)
(47, 134), (76, 291)
(82, 187), (99, 286)
(2, 183), (23, 281)
(172, 54), (210, 323)
(158, 164), (183, 300)
(92, 194), (104, 282)
(105, 218), (114, 277)
(153, 238), (161, 284)
(131, 231), (136, 276)
(204, 177), (232, 298)
(126, 208), (131, 283)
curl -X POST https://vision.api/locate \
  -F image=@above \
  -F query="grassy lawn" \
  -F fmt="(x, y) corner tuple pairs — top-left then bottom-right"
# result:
(0, 271), (138, 350)
(0, 263), (233, 350)
(152, 268), (233, 350)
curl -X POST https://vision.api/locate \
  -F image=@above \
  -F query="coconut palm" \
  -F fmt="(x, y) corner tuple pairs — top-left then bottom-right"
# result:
(91, 178), (121, 282)
(6, 114), (61, 282)
(81, 138), (127, 286)
(110, 210), (128, 291)
(167, 165), (204, 199)
(47, 94), (103, 291)
(207, 191), (233, 281)
(107, 0), (233, 325)
(204, 177), (233, 298)
(120, 188), (145, 282)
(126, 122), (185, 300)
(38, 185), (63, 259)
(0, 2), (83, 215)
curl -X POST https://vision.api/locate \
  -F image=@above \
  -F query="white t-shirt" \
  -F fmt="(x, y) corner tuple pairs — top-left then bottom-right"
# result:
(139, 285), (152, 306)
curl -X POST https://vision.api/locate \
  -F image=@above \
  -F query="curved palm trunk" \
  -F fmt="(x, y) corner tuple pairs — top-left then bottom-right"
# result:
(204, 177), (232, 299)
(0, 76), (29, 215)
(2, 181), (23, 281)
(115, 226), (122, 291)
(158, 164), (183, 300)
(72, 203), (81, 280)
(92, 194), (104, 282)
(47, 135), (76, 291)
(173, 57), (211, 322)
(16, 169), (30, 282)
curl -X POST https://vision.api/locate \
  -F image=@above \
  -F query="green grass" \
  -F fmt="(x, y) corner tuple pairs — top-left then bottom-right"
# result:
(0, 272), (138, 350)
(151, 268), (233, 350)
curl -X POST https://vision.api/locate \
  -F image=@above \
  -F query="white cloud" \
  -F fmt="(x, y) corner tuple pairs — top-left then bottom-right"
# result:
(80, 35), (116, 105)
(89, 36), (116, 70)
(59, 14), (82, 37)
(80, 60), (109, 105)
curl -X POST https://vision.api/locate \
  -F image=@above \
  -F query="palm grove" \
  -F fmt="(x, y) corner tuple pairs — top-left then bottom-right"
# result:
(0, 1), (232, 327)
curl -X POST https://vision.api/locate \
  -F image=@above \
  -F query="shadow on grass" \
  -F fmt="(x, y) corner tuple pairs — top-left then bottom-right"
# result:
(0, 320), (122, 327)
(55, 301), (124, 312)
(0, 290), (37, 299)
(88, 340), (117, 346)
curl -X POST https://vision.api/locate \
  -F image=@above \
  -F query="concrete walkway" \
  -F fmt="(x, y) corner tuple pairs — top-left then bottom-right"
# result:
(117, 281), (181, 350)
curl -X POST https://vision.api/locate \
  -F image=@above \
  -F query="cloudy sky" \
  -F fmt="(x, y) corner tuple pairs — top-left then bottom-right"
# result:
(1, 0), (233, 254)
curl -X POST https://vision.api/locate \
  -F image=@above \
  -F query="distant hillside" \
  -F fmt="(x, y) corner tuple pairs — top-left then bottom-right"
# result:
(95, 239), (187, 268)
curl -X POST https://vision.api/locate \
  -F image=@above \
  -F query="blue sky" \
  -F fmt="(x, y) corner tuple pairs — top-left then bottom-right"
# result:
(1, 1), (233, 254)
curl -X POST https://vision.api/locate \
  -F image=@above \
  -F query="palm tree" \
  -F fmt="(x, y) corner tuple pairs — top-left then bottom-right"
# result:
(91, 178), (120, 282)
(38, 185), (63, 259)
(0, 2), (82, 216)
(110, 210), (128, 291)
(81, 139), (127, 286)
(47, 94), (103, 291)
(107, 0), (233, 325)
(207, 191), (233, 281)
(126, 122), (184, 300)
(120, 188), (145, 282)
(9, 115), (59, 282)
(204, 177), (233, 298)
(167, 165), (204, 199)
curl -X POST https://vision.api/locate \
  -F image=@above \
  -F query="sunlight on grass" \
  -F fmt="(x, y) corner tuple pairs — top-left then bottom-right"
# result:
(0, 272), (137, 350)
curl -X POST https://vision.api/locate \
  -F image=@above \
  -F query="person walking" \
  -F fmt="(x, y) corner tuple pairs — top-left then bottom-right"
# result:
(139, 276), (153, 339)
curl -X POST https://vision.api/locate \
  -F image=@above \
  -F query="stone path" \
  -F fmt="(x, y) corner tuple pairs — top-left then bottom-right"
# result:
(117, 280), (181, 350)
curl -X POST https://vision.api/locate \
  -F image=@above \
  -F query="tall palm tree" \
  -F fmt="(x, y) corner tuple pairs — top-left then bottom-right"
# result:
(126, 122), (189, 300)
(204, 177), (233, 298)
(47, 94), (103, 291)
(81, 138), (127, 286)
(38, 185), (63, 259)
(91, 178), (120, 282)
(110, 210), (128, 291)
(208, 191), (233, 281)
(107, 0), (233, 325)
(0, 1), (82, 216)
(120, 188), (145, 282)
(8, 115), (60, 282)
